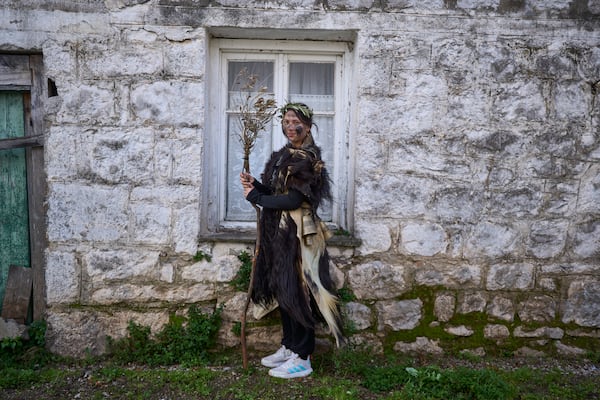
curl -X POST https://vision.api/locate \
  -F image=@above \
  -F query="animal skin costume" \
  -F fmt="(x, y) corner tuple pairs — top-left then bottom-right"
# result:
(245, 134), (345, 354)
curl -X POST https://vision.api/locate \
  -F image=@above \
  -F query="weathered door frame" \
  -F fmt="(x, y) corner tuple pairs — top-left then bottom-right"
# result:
(0, 54), (47, 321)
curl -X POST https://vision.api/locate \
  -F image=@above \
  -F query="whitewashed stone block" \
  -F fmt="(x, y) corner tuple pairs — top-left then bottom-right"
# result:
(484, 324), (510, 339)
(81, 47), (163, 78)
(445, 325), (474, 336)
(181, 255), (239, 283)
(541, 263), (600, 275)
(47, 183), (129, 242)
(389, 38), (431, 71)
(356, 174), (431, 217)
(401, 222), (448, 256)
(84, 249), (161, 282)
(393, 336), (443, 354)
(155, 137), (203, 185)
(555, 81), (591, 119)
(173, 204), (200, 254)
(465, 222), (521, 259)
(376, 299), (423, 331)
(555, 341), (587, 356)
(486, 296), (514, 322)
(572, 220), (600, 259)
(355, 220), (392, 255)
(354, 134), (387, 173)
(513, 326), (564, 339)
(574, 163), (600, 213)
(358, 59), (392, 96)
(348, 261), (407, 300)
(491, 80), (546, 121)
(220, 292), (249, 323)
(526, 220), (568, 258)
(44, 250), (78, 305)
(45, 126), (81, 180)
(429, 187), (485, 223)
(0, 319), (27, 340)
(131, 81), (204, 126)
(348, 333), (383, 353)
(328, 0), (377, 9)
(487, 263), (534, 290)
(432, 37), (476, 71)
(164, 39), (205, 77)
(415, 264), (481, 288)
(458, 291), (487, 314)
(91, 283), (216, 304)
(514, 347), (546, 357)
(46, 311), (107, 357)
(562, 279), (600, 327)
(517, 295), (556, 323)
(538, 277), (557, 291)
(88, 128), (155, 184)
(131, 202), (171, 245)
(56, 82), (118, 125)
(434, 293), (455, 322)
(160, 263), (174, 283)
(343, 302), (372, 330)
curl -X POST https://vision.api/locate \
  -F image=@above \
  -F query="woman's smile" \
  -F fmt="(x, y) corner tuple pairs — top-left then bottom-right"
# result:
(283, 110), (309, 147)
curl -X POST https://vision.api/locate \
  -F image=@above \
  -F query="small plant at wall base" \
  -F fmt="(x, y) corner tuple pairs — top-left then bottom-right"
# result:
(0, 319), (56, 372)
(231, 321), (242, 337)
(337, 286), (356, 303)
(333, 227), (351, 236)
(231, 250), (253, 292)
(107, 304), (223, 366)
(193, 250), (212, 262)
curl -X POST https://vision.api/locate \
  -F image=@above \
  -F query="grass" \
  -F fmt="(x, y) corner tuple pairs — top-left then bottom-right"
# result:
(1, 316), (598, 399)
(1, 348), (599, 399)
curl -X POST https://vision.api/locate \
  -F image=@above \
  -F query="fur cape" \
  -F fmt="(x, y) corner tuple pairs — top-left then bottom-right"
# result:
(251, 139), (344, 347)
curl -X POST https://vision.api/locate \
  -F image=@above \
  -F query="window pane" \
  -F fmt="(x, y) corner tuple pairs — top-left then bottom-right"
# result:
(226, 61), (275, 221)
(228, 61), (274, 109)
(312, 116), (333, 222)
(289, 63), (334, 111)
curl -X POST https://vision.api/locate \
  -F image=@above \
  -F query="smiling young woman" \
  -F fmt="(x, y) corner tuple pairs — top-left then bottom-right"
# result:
(239, 102), (345, 379)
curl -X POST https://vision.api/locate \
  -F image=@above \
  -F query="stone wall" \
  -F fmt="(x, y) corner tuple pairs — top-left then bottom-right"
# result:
(1, 0), (599, 357)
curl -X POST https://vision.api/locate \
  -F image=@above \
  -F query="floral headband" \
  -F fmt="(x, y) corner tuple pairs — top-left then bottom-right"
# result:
(279, 102), (313, 121)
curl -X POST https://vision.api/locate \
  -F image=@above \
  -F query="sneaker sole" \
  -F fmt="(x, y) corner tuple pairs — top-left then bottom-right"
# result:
(261, 359), (286, 368)
(268, 367), (313, 379)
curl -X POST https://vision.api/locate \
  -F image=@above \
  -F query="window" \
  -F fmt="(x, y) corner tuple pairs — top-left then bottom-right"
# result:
(203, 38), (354, 235)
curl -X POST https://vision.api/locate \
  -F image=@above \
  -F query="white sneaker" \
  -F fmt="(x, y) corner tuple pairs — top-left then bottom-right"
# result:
(261, 346), (294, 368)
(268, 354), (312, 379)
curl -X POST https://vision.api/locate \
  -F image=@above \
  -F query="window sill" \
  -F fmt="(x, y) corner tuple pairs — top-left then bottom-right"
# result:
(198, 232), (361, 248)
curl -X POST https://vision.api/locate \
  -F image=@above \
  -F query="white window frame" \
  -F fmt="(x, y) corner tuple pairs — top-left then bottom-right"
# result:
(202, 38), (355, 235)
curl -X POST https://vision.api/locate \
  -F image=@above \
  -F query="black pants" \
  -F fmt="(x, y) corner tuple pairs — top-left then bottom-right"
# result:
(280, 307), (315, 359)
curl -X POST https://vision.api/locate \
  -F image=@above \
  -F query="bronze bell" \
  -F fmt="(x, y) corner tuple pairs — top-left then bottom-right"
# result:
(303, 214), (318, 236)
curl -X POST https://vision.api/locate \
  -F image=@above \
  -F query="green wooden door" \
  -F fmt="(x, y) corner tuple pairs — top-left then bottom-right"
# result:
(0, 91), (31, 314)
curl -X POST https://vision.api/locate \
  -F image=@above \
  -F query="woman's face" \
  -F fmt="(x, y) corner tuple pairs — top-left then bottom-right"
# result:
(282, 110), (309, 148)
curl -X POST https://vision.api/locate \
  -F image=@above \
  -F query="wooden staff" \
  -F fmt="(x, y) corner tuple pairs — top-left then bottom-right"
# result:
(234, 72), (276, 369)
(241, 202), (260, 369)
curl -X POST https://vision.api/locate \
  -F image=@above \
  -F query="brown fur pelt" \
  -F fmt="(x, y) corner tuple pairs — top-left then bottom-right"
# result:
(251, 141), (344, 346)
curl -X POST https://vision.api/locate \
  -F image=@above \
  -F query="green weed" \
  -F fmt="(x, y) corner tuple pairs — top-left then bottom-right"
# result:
(193, 250), (212, 262)
(231, 250), (253, 292)
(337, 286), (357, 303)
(107, 304), (222, 366)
